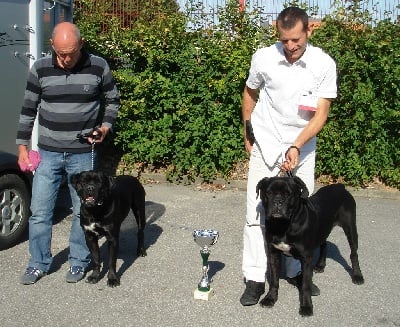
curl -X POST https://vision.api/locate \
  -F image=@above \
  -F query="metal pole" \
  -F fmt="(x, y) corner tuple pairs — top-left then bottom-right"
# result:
(239, 0), (245, 12)
(29, 0), (44, 151)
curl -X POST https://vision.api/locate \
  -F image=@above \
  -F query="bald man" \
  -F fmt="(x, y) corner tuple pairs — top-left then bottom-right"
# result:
(17, 22), (120, 284)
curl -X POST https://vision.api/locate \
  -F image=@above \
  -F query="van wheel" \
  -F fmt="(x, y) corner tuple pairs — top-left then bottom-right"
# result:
(0, 174), (30, 250)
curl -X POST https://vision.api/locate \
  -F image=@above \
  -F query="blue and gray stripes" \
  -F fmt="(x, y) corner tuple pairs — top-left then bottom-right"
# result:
(16, 50), (120, 153)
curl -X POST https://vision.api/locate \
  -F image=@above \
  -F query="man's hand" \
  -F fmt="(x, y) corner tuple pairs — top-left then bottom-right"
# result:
(17, 145), (30, 170)
(244, 138), (253, 154)
(281, 146), (300, 171)
(88, 126), (109, 144)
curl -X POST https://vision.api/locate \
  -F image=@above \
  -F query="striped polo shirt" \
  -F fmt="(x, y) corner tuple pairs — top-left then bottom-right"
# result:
(16, 50), (120, 153)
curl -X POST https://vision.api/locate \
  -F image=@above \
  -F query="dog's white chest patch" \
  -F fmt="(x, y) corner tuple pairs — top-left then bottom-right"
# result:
(272, 242), (292, 255)
(84, 223), (99, 235)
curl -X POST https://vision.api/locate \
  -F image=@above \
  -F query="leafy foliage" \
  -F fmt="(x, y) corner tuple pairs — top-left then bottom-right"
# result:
(75, 0), (400, 188)
(311, 1), (400, 187)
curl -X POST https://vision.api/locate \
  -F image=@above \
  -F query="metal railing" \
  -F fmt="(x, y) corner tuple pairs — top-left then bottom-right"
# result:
(179, 0), (399, 27)
(74, 0), (399, 28)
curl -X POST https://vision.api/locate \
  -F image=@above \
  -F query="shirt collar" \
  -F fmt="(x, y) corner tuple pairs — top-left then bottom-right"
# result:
(51, 49), (91, 71)
(276, 42), (309, 66)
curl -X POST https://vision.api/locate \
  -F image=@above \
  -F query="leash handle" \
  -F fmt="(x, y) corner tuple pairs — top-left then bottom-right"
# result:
(76, 127), (102, 143)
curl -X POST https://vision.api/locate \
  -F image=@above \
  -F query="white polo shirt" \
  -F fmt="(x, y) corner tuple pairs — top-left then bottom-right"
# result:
(246, 42), (337, 167)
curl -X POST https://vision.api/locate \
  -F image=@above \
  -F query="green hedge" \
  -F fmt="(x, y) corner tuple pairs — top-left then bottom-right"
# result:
(75, 0), (400, 188)
(311, 7), (400, 188)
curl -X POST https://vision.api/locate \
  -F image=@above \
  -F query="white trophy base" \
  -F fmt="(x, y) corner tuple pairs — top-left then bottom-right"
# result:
(194, 288), (215, 301)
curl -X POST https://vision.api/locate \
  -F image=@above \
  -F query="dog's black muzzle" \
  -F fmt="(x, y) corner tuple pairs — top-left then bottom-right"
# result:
(82, 184), (99, 206)
(270, 196), (287, 218)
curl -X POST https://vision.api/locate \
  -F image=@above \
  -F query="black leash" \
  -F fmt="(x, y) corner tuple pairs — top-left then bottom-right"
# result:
(286, 170), (294, 178)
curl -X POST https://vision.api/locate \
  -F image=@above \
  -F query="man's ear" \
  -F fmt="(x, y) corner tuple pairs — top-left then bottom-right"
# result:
(306, 24), (313, 38)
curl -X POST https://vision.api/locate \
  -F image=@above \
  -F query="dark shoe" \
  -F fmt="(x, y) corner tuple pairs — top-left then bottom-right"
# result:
(240, 280), (265, 306)
(20, 267), (46, 285)
(66, 266), (85, 283)
(287, 273), (320, 296)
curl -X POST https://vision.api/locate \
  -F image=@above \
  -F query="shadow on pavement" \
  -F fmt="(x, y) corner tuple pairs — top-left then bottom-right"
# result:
(208, 260), (226, 282)
(325, 241), (353, 276)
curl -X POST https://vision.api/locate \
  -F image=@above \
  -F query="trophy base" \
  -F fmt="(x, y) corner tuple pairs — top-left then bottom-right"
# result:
(194, 288), (215, 301)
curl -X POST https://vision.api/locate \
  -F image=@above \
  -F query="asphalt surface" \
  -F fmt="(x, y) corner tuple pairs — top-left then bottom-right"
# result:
(0, 178), (399, 327)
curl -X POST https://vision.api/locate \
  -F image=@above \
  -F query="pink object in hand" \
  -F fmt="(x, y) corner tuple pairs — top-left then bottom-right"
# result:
(19, 150), (41, 172)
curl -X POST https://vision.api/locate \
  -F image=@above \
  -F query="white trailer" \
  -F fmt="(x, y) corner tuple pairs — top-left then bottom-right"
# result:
(0, 0), (73, 249)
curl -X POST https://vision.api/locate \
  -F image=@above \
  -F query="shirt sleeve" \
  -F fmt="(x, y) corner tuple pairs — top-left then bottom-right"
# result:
(101, 60), (121, 130)
(246, 49), (264, 90)
(316, 55), (337, 100)
(16, 63), (41, 145)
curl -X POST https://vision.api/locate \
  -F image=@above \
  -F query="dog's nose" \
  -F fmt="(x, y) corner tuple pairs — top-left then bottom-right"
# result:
(87, 184), (95, 194)
(274, 199), (284, 208)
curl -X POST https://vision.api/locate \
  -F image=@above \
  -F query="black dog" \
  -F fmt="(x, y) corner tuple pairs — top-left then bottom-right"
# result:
(256, 176), (364, 316)
(71, 171), (147, 287)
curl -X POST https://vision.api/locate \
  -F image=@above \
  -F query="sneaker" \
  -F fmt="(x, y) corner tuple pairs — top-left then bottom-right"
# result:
(287, 273), (321, 296)
(20, 267), (46, 285)
(240, 280), (265, 306)
(66, 266), (85, 283)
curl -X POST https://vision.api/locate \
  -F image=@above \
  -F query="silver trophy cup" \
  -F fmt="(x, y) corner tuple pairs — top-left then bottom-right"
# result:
(193, 229), (219, 299)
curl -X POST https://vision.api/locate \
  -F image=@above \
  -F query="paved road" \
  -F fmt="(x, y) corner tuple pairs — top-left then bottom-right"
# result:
(0, 180), (399, 327)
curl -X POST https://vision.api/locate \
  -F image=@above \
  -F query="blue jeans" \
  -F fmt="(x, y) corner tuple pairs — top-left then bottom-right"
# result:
(28, 149), (97, 272)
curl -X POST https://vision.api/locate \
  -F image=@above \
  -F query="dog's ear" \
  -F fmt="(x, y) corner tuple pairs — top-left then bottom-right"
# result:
(256, 177), (270, 199)
(70, 173), (81, 190)
(293, 176), (309, 199)
(106, 176), (115, 190)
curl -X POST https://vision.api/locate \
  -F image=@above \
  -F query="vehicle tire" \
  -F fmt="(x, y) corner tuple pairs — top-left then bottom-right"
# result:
(0, 174), (30, 250)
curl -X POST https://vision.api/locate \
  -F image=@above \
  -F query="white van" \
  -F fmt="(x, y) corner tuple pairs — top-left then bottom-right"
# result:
(0, 0), (73, 249)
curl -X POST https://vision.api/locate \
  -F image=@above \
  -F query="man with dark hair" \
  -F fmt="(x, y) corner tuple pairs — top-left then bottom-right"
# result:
(240, 7), (337, 306)
(17, 22), (120, 284)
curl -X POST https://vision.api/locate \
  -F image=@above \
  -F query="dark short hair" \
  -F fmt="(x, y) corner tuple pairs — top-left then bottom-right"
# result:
(277, 7), (309, 31)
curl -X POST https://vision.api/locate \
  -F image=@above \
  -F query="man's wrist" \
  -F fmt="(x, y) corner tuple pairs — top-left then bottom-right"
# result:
(285, 145), (300, 156)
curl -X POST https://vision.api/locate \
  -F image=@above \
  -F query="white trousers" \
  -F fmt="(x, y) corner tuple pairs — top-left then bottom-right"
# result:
(242, 144), (315, 282)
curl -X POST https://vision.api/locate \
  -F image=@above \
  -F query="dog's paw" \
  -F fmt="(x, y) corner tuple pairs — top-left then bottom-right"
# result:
(259, 295), (277, 308)
(86, 275), (100, 284)
(299, 305), (313, 317)
(352, 274), (365, 285)
(313, 265), (325, 273)
(137, 248), (147, 257)
(107, 278), (121, 288)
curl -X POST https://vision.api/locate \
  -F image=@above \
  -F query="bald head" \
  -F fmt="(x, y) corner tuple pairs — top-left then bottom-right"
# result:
(52, 22), (81, 42)
(51, 22), (83, 70)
